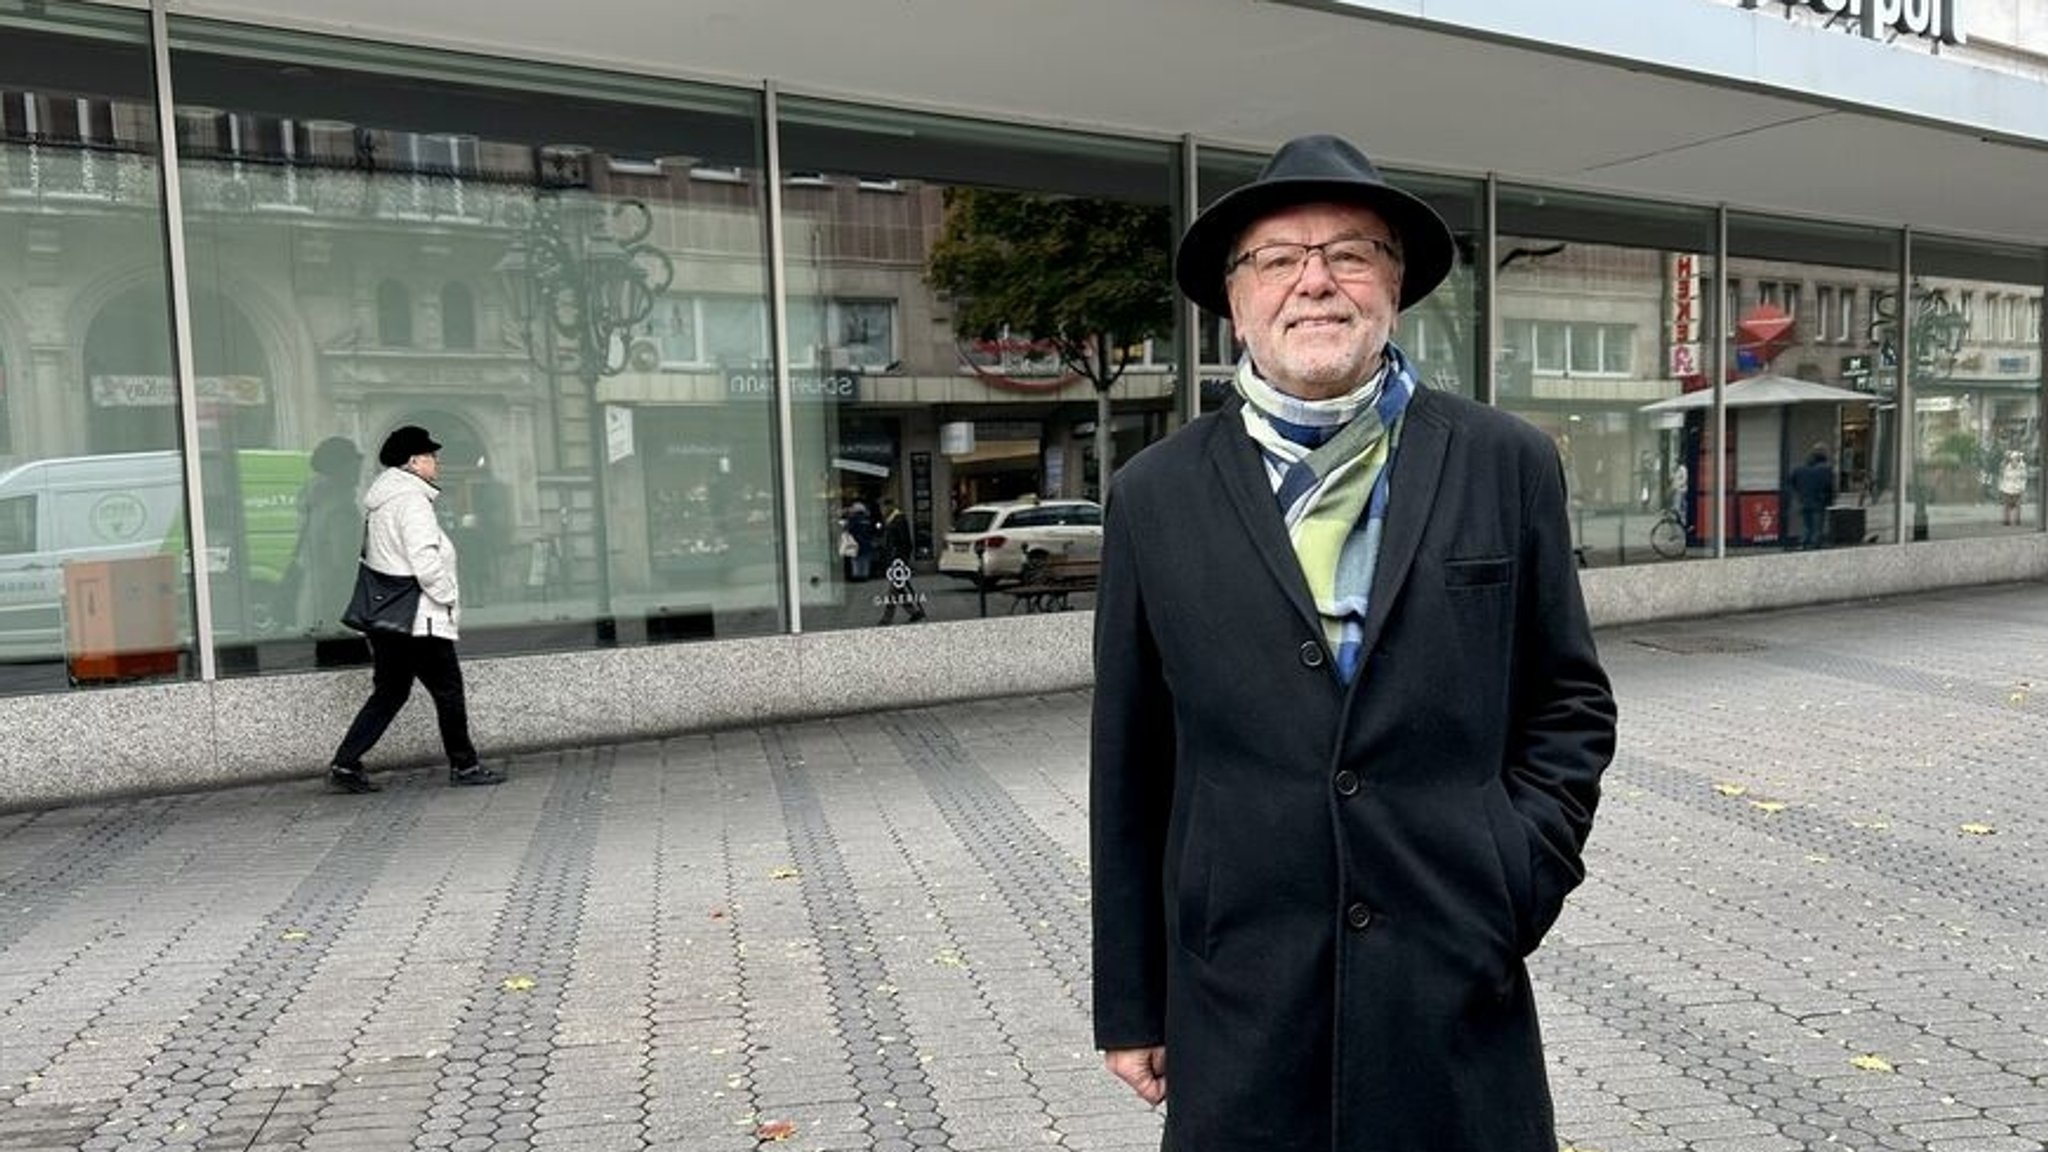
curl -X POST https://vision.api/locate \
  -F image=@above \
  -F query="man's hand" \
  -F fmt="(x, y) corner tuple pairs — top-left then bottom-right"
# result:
(1104, 1045), (1167, 1106)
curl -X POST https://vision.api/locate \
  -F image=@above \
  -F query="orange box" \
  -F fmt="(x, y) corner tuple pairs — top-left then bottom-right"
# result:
(64, 555), (182, 684)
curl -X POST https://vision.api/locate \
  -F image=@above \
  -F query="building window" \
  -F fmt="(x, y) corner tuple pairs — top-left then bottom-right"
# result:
(1198, 313), (1236, 366)
(702, 296), (770, 367)
(831, 299), (895, 367)
(1837, 286), (1855, 344)
(441, 283), (476, 350)
(377, 280), (413, 347)
(1816, 286), (1835, 342)
(652, 297), (699, 366)
(1523, 320), (1633, 377)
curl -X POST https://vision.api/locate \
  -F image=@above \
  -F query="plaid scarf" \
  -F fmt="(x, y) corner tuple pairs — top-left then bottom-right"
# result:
(1234, 343), (1418, 683)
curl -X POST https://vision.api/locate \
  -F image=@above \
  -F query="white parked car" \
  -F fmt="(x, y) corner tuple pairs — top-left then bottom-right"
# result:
(937, 497), (1102, 586)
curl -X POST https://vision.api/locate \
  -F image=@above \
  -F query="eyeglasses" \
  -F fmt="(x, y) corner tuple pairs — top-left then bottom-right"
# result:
(1227, 237), (1401, 285)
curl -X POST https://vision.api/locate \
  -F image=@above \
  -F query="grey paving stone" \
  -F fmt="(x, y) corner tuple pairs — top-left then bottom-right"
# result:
(8, 587), (2048, 1150)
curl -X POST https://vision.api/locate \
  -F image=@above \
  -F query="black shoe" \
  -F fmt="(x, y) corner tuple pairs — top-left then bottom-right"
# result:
(328, 765), (380, 794)
(449, 763), (506, 787)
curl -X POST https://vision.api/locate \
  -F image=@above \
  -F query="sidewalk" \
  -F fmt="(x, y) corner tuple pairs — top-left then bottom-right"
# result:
(2, 583), (2046, 1152)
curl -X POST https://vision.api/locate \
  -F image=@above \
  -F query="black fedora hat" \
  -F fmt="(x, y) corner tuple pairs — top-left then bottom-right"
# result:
(1175, 134), (1455, 317)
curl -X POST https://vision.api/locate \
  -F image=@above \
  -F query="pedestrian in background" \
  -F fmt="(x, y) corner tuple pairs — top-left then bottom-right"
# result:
(875, 496), (925, 624)
(1786, 444), (1835, 550)
(1998, 449), (2028, 526)
(1090, 133), (1616, 1152)
(327, 425), (504, 793)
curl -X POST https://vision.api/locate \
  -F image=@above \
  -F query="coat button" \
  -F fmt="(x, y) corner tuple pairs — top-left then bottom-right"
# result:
(1298, 641), (1326, 668)
(1333, 770), (1359, 796)
(1345, 903), (1373, 930)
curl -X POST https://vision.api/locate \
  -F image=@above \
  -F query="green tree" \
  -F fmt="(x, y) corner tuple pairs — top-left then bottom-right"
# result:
(926, 187), (1175, 496)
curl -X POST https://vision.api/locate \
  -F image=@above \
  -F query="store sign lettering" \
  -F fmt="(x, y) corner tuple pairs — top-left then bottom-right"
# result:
(1780, 0), (1965, 45)
(1669, 253), (1702, 380)
(725, 372), (859, 402)
(90, 375), (268, 407)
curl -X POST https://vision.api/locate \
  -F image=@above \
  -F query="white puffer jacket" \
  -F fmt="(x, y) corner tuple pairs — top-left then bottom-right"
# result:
(361, 466), (460, 640)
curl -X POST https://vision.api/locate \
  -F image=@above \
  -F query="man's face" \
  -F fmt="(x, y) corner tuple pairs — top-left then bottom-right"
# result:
(1225, 201), (1403, 401)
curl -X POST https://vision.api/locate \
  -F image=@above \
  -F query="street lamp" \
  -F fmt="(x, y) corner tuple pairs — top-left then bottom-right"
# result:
(497, 193), (674, 386)
(496, 188), (675, 620)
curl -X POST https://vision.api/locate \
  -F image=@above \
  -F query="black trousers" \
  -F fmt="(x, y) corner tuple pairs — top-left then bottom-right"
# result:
(332, 633), (478, 770)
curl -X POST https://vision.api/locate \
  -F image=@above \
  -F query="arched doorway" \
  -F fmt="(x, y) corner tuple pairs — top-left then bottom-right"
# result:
(380, 410), (509, 603)
(83, 286), (274, 454)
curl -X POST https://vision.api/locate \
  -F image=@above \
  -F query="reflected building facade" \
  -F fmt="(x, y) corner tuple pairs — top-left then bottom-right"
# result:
(0, 0), (2045, 799)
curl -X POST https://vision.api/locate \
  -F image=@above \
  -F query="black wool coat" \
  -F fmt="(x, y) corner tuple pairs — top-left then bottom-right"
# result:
(1090, 388), (1617, 1152)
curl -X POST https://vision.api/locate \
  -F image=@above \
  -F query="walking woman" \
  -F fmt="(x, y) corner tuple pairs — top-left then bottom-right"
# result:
(328, 425), (505, 793)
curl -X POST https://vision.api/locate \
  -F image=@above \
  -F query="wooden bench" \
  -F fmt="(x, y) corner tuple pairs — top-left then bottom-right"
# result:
(1004, 555), (1100, 614)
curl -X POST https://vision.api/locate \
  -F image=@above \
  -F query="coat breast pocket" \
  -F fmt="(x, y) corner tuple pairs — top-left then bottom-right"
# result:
(1444, 555), (1513, 588)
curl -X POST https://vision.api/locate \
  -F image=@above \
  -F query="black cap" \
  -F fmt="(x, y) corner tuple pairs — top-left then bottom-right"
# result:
(378, 425), (442, 467)
(1175, 134), (1456, 317)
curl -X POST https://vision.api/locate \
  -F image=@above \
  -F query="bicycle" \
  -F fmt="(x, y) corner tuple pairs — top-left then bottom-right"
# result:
(1648, 506), (1687, 559)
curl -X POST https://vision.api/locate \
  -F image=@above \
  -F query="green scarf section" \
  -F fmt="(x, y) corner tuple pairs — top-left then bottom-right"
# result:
(1234, 354), (1413, 676)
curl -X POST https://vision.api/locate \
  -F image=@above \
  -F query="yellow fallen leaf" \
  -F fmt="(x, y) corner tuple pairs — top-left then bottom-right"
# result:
(1713, 782), (1748, 798)
(500, 975), (537, 992)
(1850, 1054), (1894, 1072)
(1751, 800), (1787, 814)
(768, 867), (800, 881)
(1805, 854), (1830, 864)
(2010, 692), (2027, 704)
(279, 929), (309, 942)
(932, 949), (967, 968)
(1959, 823), (1995, 836)
(756, 1119), (798, 1141)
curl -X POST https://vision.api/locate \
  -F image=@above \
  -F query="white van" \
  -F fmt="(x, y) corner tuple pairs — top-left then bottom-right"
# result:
(0, 452), (187, 651)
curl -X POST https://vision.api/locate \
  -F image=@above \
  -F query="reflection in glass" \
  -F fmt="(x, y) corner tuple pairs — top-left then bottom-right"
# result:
(777, 98), (1181, 632)
(0, 1), (191, 694)
(167, 20), (777, 672)
(1498, 187), (1716, 566)
(1727, 214), (1901, 549)
(1903, 235), (2044, 540)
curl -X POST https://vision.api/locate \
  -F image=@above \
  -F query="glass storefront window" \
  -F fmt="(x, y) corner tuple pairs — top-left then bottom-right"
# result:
(776, 98), (1181, 630)
(165, 20), (775, 672)
(0, 1), (190, 696)
(1497, 186), (1716, 566)
(1727, 214), (1900, 550)
(1903, 234), (2045, 540)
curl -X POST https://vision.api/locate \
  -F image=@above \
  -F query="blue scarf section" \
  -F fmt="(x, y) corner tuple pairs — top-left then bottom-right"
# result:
(1234, 343), (1420, 683)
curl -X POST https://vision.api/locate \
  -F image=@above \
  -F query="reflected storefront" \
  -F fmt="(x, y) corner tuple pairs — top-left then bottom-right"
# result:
(1497, 187), (1719, 566)
(0, 0), (2043, 705)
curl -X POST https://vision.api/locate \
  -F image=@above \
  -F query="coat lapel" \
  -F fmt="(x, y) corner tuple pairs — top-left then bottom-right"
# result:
(1355, 388), (1449, 666)
(1205, 398), (1325, 639)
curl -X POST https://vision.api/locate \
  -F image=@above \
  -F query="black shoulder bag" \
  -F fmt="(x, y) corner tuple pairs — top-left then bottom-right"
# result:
(339, 520), (423, 634)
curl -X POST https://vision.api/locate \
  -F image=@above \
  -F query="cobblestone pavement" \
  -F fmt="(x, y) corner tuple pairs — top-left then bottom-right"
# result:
(2, 583), (2046, 1152)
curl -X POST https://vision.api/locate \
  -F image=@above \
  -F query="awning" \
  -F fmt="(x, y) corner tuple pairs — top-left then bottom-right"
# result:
(1639, 374), (1877, 413)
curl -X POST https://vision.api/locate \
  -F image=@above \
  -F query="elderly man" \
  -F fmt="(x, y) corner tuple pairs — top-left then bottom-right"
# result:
(1090, 135), (1617, 1151)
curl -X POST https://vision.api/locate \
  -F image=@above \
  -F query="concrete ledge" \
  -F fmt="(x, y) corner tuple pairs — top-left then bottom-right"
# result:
(2, 538), (2040, 810)
(1580, 535), (2048, 627)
